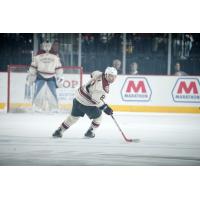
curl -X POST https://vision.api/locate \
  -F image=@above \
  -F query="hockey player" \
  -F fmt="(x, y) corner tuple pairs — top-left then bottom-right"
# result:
(52, 66), (117, 138)
(27, 41), (63, 111)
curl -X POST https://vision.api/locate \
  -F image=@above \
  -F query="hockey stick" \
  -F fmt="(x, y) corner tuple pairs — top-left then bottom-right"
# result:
(111, 114), (140, 143)
(101, 99), (139, 143)
(110, 114), (133, 142)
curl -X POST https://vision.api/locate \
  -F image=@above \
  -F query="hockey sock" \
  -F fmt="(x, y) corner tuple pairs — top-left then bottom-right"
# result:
(59, 122), (69, 133)
(89, 120), (100, 133)
(59, 115), (80, 133)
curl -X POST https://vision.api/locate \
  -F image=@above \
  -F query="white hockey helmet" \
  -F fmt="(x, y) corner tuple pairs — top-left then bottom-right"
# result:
(105, 66), (117, 83)
(42, 41), (52, 52)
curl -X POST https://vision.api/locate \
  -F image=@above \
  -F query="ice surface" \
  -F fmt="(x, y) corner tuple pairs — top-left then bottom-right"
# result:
(0, 112), (200, 166)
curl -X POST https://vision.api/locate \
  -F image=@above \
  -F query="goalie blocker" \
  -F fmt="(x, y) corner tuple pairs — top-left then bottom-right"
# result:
(53, 66), (117, 138)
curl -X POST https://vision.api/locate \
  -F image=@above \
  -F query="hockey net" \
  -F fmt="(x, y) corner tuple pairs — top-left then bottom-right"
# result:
(7, 65), (83, 113)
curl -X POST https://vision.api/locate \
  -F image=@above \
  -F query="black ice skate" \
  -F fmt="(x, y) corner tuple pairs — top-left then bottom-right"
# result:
(84, 128), (95, 138)
(52, 128), (63, 138)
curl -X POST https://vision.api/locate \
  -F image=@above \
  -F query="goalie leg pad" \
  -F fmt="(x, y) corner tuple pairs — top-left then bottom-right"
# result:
(24, 82), (34, 100)
(26, 73), (36, 85)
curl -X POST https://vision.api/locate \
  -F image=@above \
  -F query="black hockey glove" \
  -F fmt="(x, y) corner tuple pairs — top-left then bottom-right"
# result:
(100, 104), (113, 115)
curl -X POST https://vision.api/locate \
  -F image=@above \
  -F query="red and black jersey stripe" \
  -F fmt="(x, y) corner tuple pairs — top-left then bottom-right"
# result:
(38, 70), (56, 75)
(102, 74), (109, 93)
(78, 87), (98, 105)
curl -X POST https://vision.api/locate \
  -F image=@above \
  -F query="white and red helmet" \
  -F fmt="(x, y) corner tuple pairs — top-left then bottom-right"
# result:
(105, 66), (117, 83)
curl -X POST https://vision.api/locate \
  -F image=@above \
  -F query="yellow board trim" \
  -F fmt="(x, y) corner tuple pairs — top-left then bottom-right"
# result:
(0, 103), (200, 113)
(0, 103), (5, 109)
(9, 103), (72, 109)
(111, 105), (200, 113)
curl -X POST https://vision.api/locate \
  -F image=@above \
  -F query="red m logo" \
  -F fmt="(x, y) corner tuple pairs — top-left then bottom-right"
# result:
(177, 81), (198, 94)
(126, 81), (146, 93)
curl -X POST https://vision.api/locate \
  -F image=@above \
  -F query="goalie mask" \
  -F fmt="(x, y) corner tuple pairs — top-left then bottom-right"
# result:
(105, 66), (117, 83)
(42, 41), (52, 52)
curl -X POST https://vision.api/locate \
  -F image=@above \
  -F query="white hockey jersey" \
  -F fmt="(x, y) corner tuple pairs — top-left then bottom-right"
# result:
(75, 71), (110, 108)
(29, 52), (63, 79)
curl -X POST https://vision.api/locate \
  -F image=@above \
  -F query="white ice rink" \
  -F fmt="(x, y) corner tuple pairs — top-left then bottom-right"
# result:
(0, 112), (200, 166)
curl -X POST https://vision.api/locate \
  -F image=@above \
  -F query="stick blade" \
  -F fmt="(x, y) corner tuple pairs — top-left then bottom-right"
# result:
(126, 138), (140, 143)
(132, 138), (140, 143)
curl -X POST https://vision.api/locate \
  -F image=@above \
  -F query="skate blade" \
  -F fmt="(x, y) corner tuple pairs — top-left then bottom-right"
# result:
(83, 136), (95, 139)
(52, 135), (62, 138)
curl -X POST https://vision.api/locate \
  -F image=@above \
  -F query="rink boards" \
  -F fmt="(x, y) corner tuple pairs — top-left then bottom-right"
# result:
(0, 73), (200, 113)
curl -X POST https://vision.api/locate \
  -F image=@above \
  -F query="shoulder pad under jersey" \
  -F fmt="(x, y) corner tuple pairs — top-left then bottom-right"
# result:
(90, 70), (102, 78)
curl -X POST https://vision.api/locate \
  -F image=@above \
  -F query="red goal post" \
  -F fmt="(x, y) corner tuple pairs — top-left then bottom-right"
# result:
(7, 65), (83, 112)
